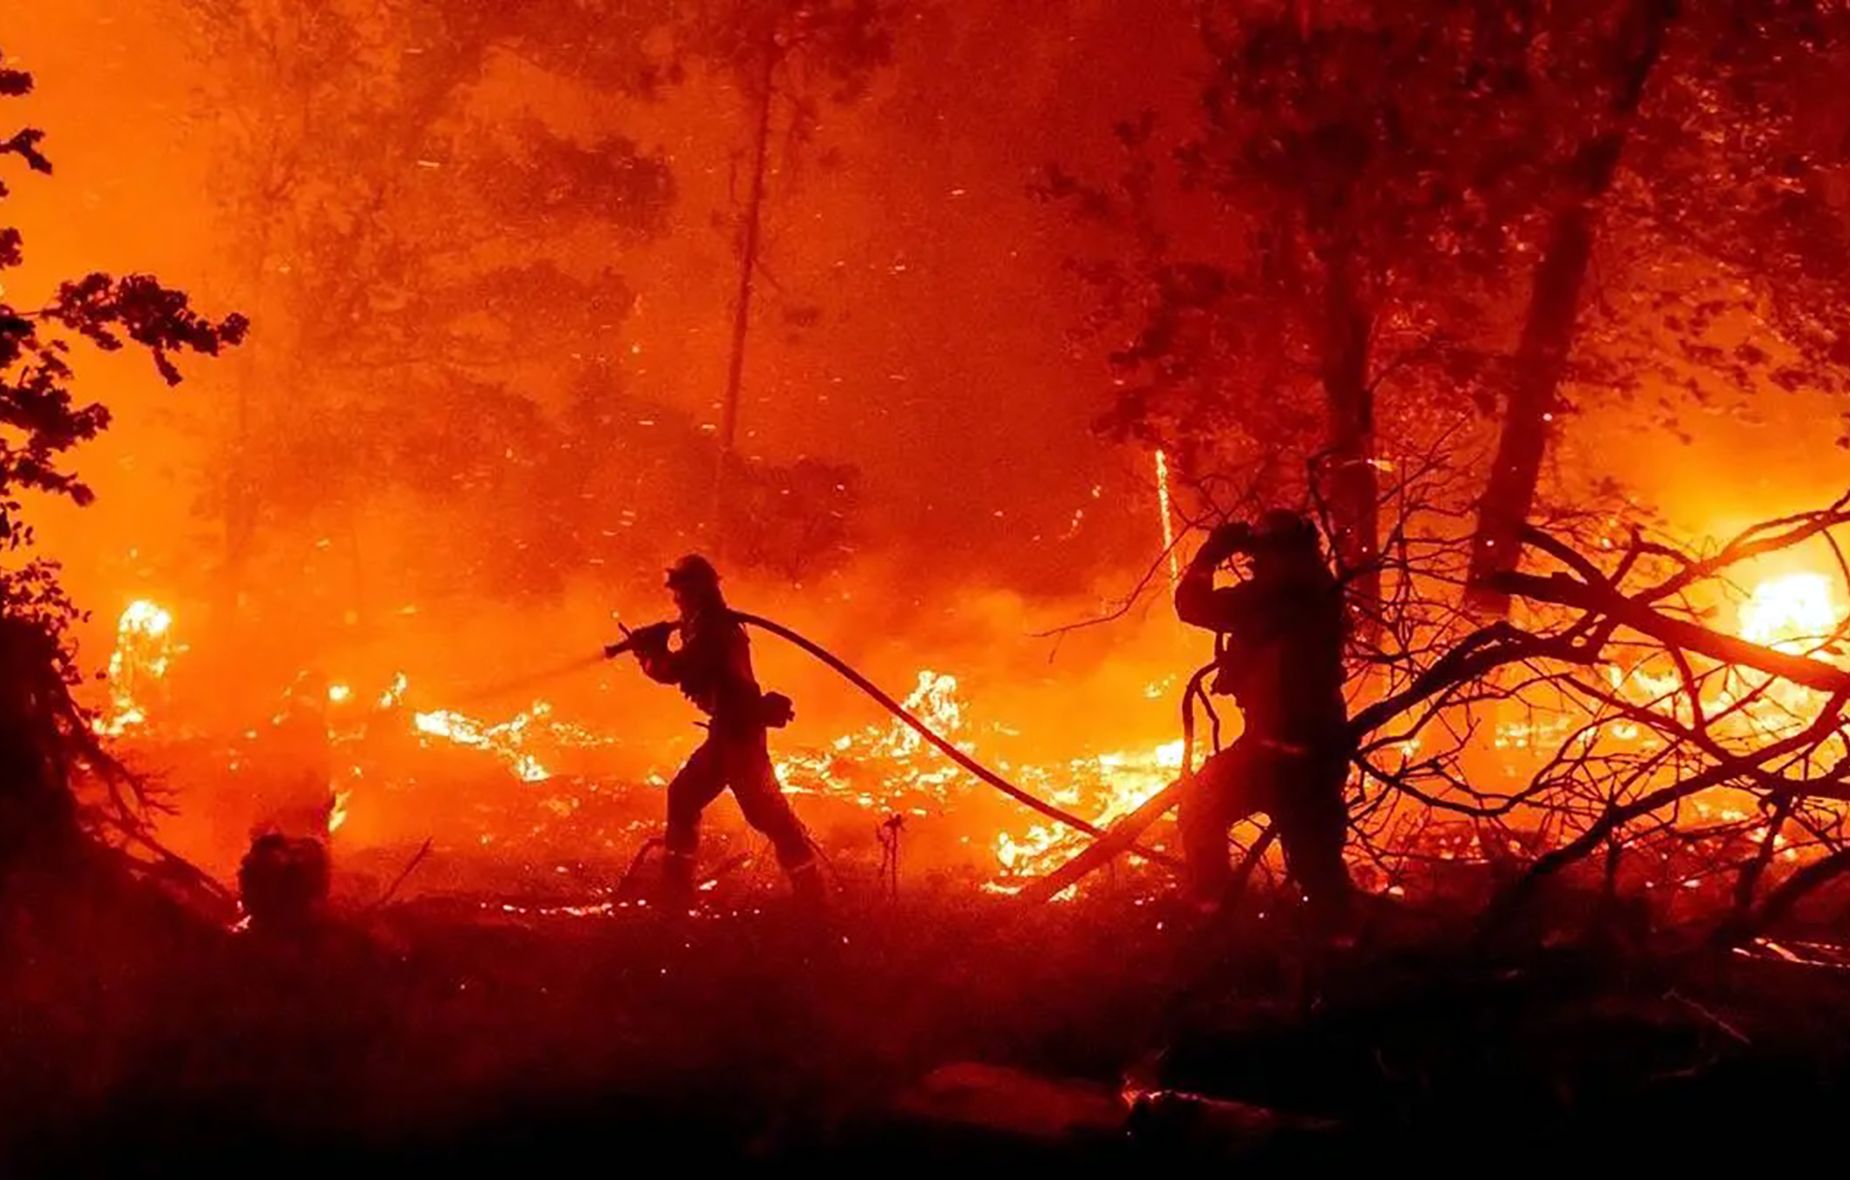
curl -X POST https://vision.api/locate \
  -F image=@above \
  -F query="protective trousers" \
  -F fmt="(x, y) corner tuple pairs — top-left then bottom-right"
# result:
(662, 724), (821, 905)
(1178, 734), (1353, 923)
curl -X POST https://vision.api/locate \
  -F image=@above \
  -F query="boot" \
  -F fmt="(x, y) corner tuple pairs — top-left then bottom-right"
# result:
(660, 848), (696, 911)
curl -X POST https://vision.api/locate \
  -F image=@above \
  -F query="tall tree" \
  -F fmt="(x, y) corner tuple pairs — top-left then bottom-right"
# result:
(182, 0), (883, 617)
(680, 0), (898, 542)
(1465, 0), (1677, 614)
(1465, 0), (1850, 613)
(181, 0), (675, 619)
(0, 43), (243, 871)
(1062, 0), (1553, 623)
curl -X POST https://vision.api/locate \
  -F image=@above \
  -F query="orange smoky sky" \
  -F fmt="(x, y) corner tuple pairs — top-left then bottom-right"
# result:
(6, 0), (1845, 665)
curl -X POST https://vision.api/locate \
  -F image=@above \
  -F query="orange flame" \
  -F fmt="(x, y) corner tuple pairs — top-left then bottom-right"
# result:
(413, 702), (554, 783)
(95, 598), (174, 737)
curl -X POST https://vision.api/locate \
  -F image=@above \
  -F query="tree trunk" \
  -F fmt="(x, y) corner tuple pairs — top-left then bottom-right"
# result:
(1465, 0), (1677, 614)
(1464, 200), (1597, 613)
(710, 39), (779, 548)
(0, 623), (91, 882)
(1320, 246), (1379, 623)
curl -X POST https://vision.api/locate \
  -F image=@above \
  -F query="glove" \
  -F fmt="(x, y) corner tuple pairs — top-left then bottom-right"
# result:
(1200, 521), (1253, 562)
(629, 621), (675, 653)
(604, 621), (675, 660)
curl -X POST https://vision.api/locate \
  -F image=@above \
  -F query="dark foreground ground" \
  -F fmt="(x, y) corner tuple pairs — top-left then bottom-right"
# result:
(7, 864), (1850, 1175)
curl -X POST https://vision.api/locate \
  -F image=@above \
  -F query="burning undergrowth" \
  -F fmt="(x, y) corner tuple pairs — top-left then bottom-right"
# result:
(85, 581), (1200, 899)
(74, 506), (1850, 945)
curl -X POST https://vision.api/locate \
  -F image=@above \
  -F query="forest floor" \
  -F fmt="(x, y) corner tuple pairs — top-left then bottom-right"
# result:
(8, 850), (1850, 1173)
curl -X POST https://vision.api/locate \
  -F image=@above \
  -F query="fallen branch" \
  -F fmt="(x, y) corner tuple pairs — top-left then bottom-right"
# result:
(1721, 844), (1850, 949)
(367, 838), (434, 913)
(1016, 776), (1191, 903)
(1018, 661), (1218, 902)
(1495, 570), (1850, 694)
(1483, 690), (1850, 932)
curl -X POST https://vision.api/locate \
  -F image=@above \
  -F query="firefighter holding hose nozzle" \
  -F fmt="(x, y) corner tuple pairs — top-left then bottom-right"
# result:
(606, 555), (823, 910)
(1176, 509), (1354, 927)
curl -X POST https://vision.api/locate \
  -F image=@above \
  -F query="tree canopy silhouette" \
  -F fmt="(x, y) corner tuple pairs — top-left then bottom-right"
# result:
(0, 42), (244, 871)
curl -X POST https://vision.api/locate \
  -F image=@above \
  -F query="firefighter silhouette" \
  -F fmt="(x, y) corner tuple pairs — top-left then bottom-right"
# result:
(1175, 510), (1354, 922)
(613, 555), (822, 908)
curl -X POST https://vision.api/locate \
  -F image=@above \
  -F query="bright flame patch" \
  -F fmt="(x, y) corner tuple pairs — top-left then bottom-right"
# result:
(1740, 572), (1841, 652)
(96, 598), (174, 737)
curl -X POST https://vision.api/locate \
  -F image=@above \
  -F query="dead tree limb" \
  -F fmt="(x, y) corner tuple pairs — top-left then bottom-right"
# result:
(1017, 662), (1217, 902)
(1727, 844), (1850, 949)
(1495, 569), (1850, 694)
(1484, 689), (1850, 931)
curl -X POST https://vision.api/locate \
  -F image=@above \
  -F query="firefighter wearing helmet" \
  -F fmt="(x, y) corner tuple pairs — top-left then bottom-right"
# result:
(612, 555), (822, 909)
(1175, 509), (1354, 925)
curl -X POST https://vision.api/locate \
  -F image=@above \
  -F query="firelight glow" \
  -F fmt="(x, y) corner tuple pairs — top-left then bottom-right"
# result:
(1739, 572), (1842, 652)
(1155, 448), (1179, 586)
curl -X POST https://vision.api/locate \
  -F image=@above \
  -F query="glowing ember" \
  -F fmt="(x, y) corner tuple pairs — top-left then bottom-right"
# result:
(378, 672), (409, 709)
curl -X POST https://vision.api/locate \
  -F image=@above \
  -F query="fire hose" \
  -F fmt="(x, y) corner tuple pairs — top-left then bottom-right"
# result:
(456, 610), (1181, 870)
(726, 611), (1178, 869)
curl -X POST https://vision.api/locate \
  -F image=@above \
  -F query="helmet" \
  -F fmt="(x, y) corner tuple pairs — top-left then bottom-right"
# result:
(665, 553), (722, 592)
(1251, 509), (1320, 553)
